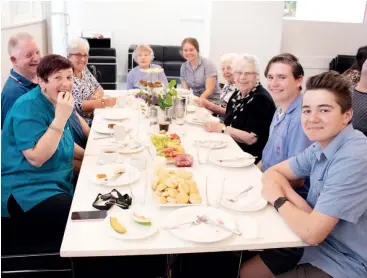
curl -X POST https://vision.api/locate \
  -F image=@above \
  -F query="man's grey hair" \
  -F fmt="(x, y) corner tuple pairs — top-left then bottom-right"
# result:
(67, 37), (90, 56)
(132, 44), (155, 62)
(220, 53), (239, 67)
(8, 32), (34, 57)
(232, 53), (261, 75)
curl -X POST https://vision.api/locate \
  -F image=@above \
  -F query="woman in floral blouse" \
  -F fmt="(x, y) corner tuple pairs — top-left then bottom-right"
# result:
(67, 38), (116, 126)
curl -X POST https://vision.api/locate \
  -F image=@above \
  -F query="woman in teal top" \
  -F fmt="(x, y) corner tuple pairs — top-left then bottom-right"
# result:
(1, 54), (83, 249)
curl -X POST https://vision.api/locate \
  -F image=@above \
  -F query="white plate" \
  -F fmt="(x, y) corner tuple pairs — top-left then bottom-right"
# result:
(94, 123), (115, 135)
(90, 164), (141, 186)
(115, 141), (145, 154)
(176, 88), (193, 96)
(163, 206), (236, 243)
(103, 110), (128, 121)
(221, 187), (268, 212)
(104, 210), (158, 240)
(210, 153), (255, 168)
(151, 168), (205, 207)
(194, 140), (228, 149)
(184, 115), (207, 125)
(186, 105), (196, 113)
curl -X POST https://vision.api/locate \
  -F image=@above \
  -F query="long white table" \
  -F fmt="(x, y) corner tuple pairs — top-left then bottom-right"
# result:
(61, 101), (305, 258)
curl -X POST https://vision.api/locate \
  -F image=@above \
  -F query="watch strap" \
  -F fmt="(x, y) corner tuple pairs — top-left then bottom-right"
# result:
(274, 197), (288, 212)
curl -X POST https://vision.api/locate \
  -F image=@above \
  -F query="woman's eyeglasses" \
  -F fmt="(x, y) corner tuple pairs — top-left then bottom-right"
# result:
(70, 53), (89, 59)
(234, 71), (257, 77)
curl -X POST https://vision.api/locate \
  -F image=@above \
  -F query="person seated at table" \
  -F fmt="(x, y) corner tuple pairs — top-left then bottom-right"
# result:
(67, 37), (116, 126)
(219, 53), (239, 107)
(1, 32), (40, 129)
(1, 33), (89, 174)
(352, 59), (367, 136)
(240, 54), (313, 278)
(343, 45), (367, 86)
(1, 54), (84, 250)
(127, 44), (168, 90)
(259, 71), (367, 278)
(180, 37), (221, 104)
(203, 53), (276, 163)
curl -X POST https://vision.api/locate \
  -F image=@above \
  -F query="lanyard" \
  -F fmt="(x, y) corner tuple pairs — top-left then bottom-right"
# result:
(9, 73), (28, 89)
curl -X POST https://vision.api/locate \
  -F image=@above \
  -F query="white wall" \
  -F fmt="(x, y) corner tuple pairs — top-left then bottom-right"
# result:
(1, 20), (48, 89)
(209, 1), (284, 84)
(282, 19), (367, 80)
(66, 0), (212, 82)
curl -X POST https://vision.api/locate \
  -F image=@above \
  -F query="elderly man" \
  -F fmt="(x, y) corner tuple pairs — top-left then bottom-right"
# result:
(1, 32), (40, 128)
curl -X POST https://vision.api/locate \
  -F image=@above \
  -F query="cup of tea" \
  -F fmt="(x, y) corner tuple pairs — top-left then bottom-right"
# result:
(117, 95), (128, 108)
(98, 147), (118, 164)
(159, 122), (169, 132)
(114, 124), (127, 142)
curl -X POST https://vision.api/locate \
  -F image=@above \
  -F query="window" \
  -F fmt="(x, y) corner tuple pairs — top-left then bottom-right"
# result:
(284, 0), (367, 23)
(1, 1), (44, 27)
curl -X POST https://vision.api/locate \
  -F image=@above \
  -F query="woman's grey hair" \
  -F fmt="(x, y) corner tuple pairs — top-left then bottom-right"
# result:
(8, 32), (34, 56)
(132, 44), (155, 62)
(220, 53), (239, 67)
(232, 53), (261, 75)
(67, 37), (90, 56)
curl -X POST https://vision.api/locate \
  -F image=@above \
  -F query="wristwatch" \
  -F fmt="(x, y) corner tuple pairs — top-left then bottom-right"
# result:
(221, 125), (227, 134)
(274, 197), (288, 212)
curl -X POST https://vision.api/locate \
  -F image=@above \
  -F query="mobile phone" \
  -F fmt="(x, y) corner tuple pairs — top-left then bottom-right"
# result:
(71, 210), (107, 221)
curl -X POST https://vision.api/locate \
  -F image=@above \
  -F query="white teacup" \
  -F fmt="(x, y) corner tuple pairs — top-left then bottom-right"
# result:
(114, 124), (127, 142)
(99, 147), (118, 164)
(117, 95), (128, 108)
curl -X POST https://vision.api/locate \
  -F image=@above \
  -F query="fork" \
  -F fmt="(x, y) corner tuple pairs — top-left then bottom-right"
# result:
(162, 220), (201, 230)
(200, 214), (242, 236)
(226, 186), (254, 202)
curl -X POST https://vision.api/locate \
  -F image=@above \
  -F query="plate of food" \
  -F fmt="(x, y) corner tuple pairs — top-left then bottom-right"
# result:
(151, 168), (203, 206)
(94, 123), (115, 135)
(90, 164), (141, 186)
(139, 68), (164, 74)
(105, 209), (159, 240)
(162, 206), (237, 243)
(151, 134), (186, 163)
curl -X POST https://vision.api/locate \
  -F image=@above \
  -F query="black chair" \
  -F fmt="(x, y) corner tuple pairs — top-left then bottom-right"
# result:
(86, 42), (118, 89)
(1, 218), (73, 278)
(329, 55), (355, 74)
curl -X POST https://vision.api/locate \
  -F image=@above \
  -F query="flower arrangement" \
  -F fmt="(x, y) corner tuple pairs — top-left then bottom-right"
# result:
(134, 80), (178, 110)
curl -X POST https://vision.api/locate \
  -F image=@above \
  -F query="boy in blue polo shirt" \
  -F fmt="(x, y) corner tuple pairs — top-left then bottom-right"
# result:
(240, 54), (313, 278)
(261, 71), (367, 278)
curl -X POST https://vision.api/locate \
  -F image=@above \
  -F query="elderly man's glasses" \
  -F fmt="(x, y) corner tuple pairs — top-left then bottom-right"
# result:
(70, 53), (89, 59)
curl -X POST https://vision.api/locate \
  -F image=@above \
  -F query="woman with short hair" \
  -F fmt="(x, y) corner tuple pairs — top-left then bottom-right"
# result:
(219, 53), (238, 107)
(203, 53), (276, 162)
(1, 54), (81, 249)
(127, 44), (168, 89)
(68, 37), (116, 126)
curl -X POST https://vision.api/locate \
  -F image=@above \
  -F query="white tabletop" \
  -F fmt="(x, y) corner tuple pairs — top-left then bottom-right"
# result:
(60, 105), (305, 257)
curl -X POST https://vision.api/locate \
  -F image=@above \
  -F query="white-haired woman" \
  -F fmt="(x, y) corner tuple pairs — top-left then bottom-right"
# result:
(127, 44), (168, 89)
(198, 53), (238, 111)
(68, 37), (116, 126)
(203, 53), (276, 162)
(219, 53), (238, 107)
